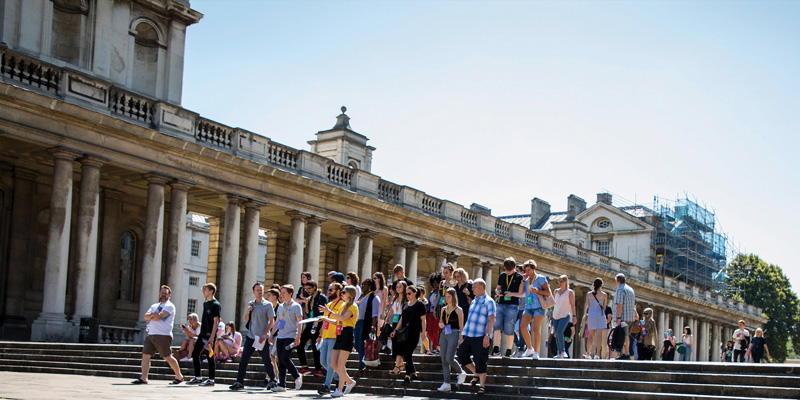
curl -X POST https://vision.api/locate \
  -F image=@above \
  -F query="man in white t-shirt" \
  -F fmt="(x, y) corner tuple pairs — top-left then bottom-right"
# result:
(732, 319), (750, 363)
(132, 285), (183, 385)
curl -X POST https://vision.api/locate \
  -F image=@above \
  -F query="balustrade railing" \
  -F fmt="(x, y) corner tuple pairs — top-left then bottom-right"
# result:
(494, 220), (510, 238)
(195, 118), (232, 149)
(461, 209), (478, 227)
(378, 180), (401, 203)
(525, 231), (539, 247)
(98, 324), (141, 344)
(577, 249), (588, 262)
(267, 142), (298, 169)
(327, 163), (353, 187)
(422, 196), (443, 216)
(110, 89), (153, 123)
(553, 241), (565, 255)
(0, 49), (60, 94)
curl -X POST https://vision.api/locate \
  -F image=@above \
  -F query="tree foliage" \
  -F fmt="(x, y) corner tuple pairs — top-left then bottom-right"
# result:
(725, 254), (800, 362)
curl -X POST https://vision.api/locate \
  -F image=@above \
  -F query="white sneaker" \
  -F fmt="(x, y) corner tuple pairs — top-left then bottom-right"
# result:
(553, 354), (562, 359)
(437, 383), (452, 392)
(561, 352), (569, 359)
(594, 355), (600, 360)
(271, 386), (286, 392)
(457, 371), (468, 385)
(522, 348), (535, 357)
(344, 380), (356, 394)
(294, 375), (303, 390)
(179, 357), (191, 362)
(331, 388), (344, 397)
(532, 352), (540, 360)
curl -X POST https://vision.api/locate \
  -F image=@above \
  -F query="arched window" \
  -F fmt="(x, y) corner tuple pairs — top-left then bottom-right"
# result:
(50, 0), (89, 66)
(131, 20), (162, 97)
(118, 230), (137, 301)
(348, 160), (359, 170)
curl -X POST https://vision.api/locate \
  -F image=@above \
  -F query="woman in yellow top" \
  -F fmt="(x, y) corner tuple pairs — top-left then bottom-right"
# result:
(316, 282), (343, 394)
(320, 285), (358, 397)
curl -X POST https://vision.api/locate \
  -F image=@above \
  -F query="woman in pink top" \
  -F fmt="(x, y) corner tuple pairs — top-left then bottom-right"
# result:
(215, 321), (242, 362)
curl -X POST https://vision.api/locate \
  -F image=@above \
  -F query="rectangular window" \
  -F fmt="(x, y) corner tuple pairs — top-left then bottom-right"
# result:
(597, 240), (611, 256)
(187, 299), (197, 315)
(189, 276), (199, 286)
(191, 240), (201, 257)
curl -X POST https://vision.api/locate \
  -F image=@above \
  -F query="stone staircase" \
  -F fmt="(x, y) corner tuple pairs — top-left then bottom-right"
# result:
(1, 341), (799, 400)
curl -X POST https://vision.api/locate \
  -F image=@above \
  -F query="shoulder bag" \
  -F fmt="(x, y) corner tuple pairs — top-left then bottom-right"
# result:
(535, 276), (555, 310)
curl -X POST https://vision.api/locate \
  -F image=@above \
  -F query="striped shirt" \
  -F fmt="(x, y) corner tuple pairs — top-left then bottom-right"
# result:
(462, 293), (496, 338)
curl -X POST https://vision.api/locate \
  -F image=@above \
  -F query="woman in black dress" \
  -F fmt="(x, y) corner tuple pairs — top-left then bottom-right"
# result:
(391, 285), (427, 387)
(453, 268), (473, 319)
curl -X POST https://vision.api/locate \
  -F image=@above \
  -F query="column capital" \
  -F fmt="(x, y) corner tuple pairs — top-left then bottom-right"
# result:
(359, 228), (378, 238)
(78, 155), (108, 168)
(433, 249), (448, 257)
(168, 179), (194, 192)
(48, 147), (82, 161)
(447, 253), (460, 262)
(142, 173), (171, 185)
(286, 210), (311, 220)
(224, 194), (246, 204)
(343, 225), (362, 234)
(307, 215), (327, 225)
(243, 199), (267, 209)
(472, 260), (483, 267)
(392, 238), (407, 246)
(405, 241), (418, 250)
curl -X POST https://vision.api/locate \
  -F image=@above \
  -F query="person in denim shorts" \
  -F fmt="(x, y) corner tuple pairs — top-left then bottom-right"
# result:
(508, 259), (549, 359)
(491, 257), (523, 357)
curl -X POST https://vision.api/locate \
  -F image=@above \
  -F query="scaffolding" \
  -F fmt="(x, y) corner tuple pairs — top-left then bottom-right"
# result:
(649, 196), (729, 291)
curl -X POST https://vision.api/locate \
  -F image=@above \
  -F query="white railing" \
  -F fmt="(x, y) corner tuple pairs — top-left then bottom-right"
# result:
(267, 142), (298, 169)
(461, 209), (478, 227)
(327, 163), (353, 187)
(98, 325), (141, 344)
(378, 180), (401, 203)
(422, 196), (443, 216)
(525, 231), (539, 247)
(494, 220), (510, 238)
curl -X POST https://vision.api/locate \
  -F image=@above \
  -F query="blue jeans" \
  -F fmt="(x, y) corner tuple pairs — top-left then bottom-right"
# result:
(554, 316), (570, 355)
(319, 338), (338, 387)
(354, 320), (365, 370)
(679, 344), (692, 361)
(513, 309), (525, 350)
(493, 303), (519, 336)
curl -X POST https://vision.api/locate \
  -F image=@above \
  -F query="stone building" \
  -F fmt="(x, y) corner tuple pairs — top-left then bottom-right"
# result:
(0, 0), (762, 361)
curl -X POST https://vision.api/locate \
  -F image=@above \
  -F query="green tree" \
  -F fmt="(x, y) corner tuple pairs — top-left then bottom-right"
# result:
(726, 254), (800, 362)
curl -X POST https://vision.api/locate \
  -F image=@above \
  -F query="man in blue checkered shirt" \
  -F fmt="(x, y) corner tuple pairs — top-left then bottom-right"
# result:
(456, 278), (495, 395)
(614, 273), (636, 360)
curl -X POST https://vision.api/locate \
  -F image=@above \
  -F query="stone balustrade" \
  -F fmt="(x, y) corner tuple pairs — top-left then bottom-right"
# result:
(98, 325), (141, 345)
(0, 45), (762, 319)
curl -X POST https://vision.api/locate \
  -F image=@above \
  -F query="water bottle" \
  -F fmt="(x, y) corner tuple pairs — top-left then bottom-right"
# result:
(284, 342), (296, 351)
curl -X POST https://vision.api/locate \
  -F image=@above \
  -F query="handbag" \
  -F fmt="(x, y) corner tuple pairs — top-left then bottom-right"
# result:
(536, 277), (556, 310)
(364, 334), (381, 367)
(395, 325), (409, 344)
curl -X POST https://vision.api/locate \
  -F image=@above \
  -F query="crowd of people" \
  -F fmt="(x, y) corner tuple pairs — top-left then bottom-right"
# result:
(130, 257), (771, 395)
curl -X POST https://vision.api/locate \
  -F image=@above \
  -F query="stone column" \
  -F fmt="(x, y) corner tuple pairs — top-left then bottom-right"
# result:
(239, 201), (264, 329)
(434, 250), (447, 272)
(447, 254), (459, 269)
(219, 195), (242, 323)
(483, 262), (493, 289)
(540, 310), (550, 355)
(657, 308), (667, 355)
(4, 168), (37, 339)
(343, 226), (361, 275)
(673, 312), (683, 345)
(164, 180), (191, 333)
(392, 239), (406, 269)
(136, 173), (170, 330)
(688, 317), (697, 361)
(286, 211), (308, 293)
(305, 216), (325, 281)
(406, 242), (418, 285)
(701, 320), (711, 362)
(359, 230), (376, 282)
(472, 260), (483, 281)
(32, 148), (81, 341)
(72, 156), (105, 320)
(711, 322), (721, 362)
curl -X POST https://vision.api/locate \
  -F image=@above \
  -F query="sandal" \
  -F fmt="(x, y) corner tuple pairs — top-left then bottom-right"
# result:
(170, 378), (183, 385)
(131, 378), (148, 384)
(390, 366), (402, 375)
(477, 386), (486, 395)
(470, 377), (479, 387)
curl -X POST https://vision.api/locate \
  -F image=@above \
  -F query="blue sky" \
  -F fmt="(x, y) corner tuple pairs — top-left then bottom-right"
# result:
(182, 0), (800, 294)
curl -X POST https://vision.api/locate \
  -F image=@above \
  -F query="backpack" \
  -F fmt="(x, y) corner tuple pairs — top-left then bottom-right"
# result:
(608, 326), (626, 351)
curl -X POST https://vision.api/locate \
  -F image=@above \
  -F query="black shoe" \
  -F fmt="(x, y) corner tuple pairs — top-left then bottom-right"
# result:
(491, 346), (500, 356)
(266, 379), (278, 390)
(318, 386), (331, 394)
(615, 354), (631, 360)
(504, 349), (513, 358)
(402, 377), (411, 387)
(229, 381), (244, 390)
(186, 377), (203, 385)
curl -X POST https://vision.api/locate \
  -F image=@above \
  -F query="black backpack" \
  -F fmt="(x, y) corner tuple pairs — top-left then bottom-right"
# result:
(608, 326), (626, 351)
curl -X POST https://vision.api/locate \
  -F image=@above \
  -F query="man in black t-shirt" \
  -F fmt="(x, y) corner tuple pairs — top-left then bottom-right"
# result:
(187, 283), (221, 386)
(391, 264), (414, 292)
(492, 257), (523, 357)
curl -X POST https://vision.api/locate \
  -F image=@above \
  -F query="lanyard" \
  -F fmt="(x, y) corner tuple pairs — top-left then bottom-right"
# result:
(506, 273), (513, 291)
(444, 306), (453, 325)
(279, 301), (292, 321)
(358, 292), (373, 306)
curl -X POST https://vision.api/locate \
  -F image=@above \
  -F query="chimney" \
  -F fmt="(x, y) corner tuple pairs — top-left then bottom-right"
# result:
(566, 194), (586, 221)
(597, 192), (613, 205)
(530, 198), (550, 229)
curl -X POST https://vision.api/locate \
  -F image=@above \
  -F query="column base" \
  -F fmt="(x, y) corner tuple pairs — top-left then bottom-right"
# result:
(31, 313), (78, 342)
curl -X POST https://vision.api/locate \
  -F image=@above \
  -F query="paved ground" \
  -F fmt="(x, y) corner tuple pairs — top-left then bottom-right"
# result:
(0, 372), (417, 400)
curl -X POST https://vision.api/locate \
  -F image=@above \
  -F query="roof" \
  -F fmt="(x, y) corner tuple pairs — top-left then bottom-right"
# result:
(499, 211), (568, 230)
